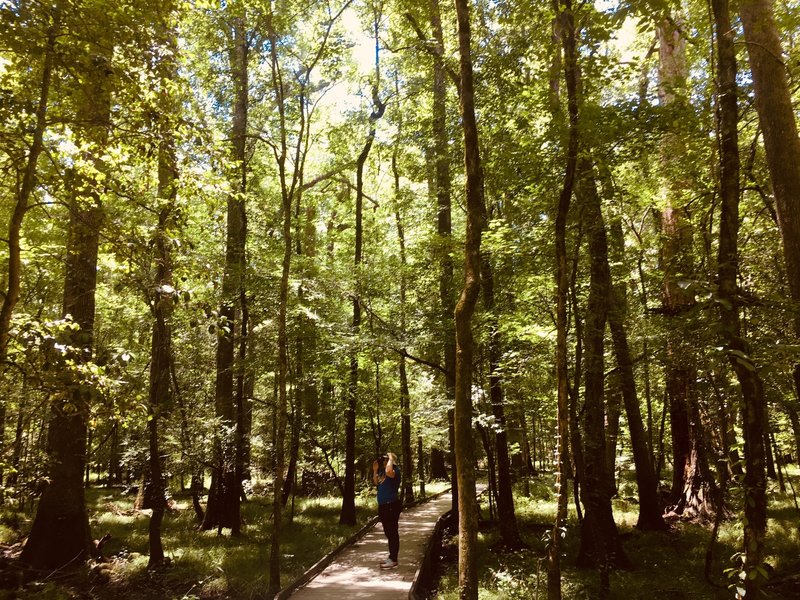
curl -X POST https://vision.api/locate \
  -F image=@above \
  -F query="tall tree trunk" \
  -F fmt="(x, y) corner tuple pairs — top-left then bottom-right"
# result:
(270, 100), (291, 594)
(605, 378), (622, 494)
(520, 412), (535, 476)
(0, 7), (59, 501)
(657, 16), (692, 503)
(107, 422), (121, 486)
(738, 0), (800, 406)
(575, 157), (628, 577)
(397, 239), (414, 504)
(429, 0), (458, 518)
(764, 428), (776, 480)
(267, 0), (350, 575)
(10, 397), (26, 488)
(391, 111), (414, 505)
(606, 217), (665, 530)
(477, 421), (497, 519)
(21, 34), (112, 571)
(430, 446), (448, 479)
(203, 13), (247, 535)
(714, 0), (768, 591)
(480, 253), (524, 547)
(548, 8), (578, 597)
(656, 15), (718, 516)
(267, 5), (295, 589)
(282, 339), (302, 506)
(399, 357), (414, 503)
(418, 435), (426, 496)
(145, 9), (180, 568)
(453, 0), (486, 597)
(568, 205), (586, 522)
(235, 281), (251, 500)
(782, 400), (800, 463)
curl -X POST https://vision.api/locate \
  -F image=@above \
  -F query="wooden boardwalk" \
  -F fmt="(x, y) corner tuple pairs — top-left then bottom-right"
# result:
(287, 492), (453, 599)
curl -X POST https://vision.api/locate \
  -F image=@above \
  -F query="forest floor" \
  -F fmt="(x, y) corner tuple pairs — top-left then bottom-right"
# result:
(0, 481), (448, 600)
(0, 473), (798, 599)
(434, 470), (800, 599)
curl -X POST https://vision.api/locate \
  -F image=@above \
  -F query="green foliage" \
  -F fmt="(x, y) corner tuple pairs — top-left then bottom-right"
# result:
(1, 0), (800, 594)
(437, 476), (800, 599)
(2, 486), (378, 598)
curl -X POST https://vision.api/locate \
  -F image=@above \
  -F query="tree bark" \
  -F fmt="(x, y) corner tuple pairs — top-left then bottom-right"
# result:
(270, 51), (291, 587)
(9, 398), (26, 488)
(235, 280), (252, 500)
(738, 0), (800, 404)
(715, 0), (768, 591)
(145, 8), (180, 568)
(605, 379), (622, 494)
(418, 435), (426, 496)
(203, 12), (247, 535)
(548, 6), (579, 597)
(782, 400), (800, 463)
(656, 14), (693, 499)
(453, 0), (486, 597)
(606, 217), (665, 530)
(21, 33), (112, 571)
(567, 196), (586, 524)
(430, 446), (448, 479)
(656, 15), (718, 517)
(282, 335), (301, 507)
(428, 0), (459, 519)
(575, 157), (628, 575)
(390, 118), (415, 505)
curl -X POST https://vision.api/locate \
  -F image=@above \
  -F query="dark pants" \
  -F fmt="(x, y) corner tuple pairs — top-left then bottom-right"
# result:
(378, 499), (402, 561)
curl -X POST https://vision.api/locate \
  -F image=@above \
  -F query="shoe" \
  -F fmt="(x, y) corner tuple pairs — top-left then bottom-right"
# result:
(380, 559), (398, 569)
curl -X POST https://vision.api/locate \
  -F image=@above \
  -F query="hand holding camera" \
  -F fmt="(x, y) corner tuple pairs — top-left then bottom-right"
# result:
(373, 454), (388, 472)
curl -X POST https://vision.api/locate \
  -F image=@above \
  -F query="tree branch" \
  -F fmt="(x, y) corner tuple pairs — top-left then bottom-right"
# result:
(403, 12), (461, 94)
(301, 163), (353, 191)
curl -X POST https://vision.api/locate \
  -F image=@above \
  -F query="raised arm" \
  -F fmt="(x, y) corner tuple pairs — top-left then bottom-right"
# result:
(385, 454), (395, 478)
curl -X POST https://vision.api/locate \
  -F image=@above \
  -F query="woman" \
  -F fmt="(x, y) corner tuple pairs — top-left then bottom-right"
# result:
(373, 452), (401, 569)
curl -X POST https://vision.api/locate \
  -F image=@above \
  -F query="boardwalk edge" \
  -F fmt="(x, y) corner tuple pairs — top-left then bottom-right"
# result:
(273, 488), (451, 600)
(408, 508), (453, 600)
(273, 514), (380, 600)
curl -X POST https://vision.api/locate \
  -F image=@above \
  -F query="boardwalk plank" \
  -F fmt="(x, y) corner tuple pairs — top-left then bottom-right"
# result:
(289, 493), (453, 599)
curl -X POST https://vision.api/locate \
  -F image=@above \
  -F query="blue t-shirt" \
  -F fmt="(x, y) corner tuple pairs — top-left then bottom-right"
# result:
(377, 465), (401, 504)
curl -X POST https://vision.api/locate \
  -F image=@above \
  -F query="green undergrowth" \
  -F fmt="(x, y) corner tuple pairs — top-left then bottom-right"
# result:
(434, 471), (800, 600)
(0, 481), (448, 599)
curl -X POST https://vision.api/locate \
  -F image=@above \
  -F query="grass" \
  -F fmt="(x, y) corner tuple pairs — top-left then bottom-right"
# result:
(434, 470), (800, 600)
(0, 480), (448, 599)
